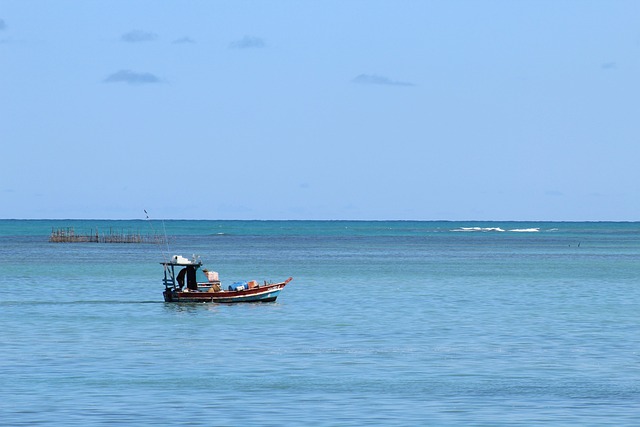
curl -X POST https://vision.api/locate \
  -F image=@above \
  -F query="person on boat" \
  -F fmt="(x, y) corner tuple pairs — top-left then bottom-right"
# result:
(185, 265), (198, 291)
(176, 266), (198, 291)
(176, 267), (187, 289)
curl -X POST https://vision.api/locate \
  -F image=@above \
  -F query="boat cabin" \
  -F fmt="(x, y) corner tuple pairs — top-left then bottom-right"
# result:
(161, 255), (221, 293)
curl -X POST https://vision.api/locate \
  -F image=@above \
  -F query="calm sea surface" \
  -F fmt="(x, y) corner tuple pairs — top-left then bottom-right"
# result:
(1, 220), (639, 426)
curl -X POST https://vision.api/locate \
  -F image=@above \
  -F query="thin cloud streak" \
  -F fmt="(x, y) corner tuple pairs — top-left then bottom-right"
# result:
(103, 70), (161, 85)
(173, 36), (196, 44)
(229, 35), (266, 49)
(352, 74), (415, 87)
(121, 30), (158, 43)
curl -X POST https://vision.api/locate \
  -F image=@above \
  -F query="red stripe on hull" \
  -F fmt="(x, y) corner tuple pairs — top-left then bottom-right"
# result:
(165, 278), (292, 303)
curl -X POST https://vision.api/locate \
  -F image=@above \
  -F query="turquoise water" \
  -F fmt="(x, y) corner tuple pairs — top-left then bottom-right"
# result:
(1, 220), (639, 426)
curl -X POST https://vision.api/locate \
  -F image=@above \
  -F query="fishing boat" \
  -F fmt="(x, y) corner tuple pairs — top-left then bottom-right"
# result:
(161, 255), (293, 303)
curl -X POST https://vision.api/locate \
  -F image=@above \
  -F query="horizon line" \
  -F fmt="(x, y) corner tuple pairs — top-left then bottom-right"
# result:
(1, 218), (639, 223)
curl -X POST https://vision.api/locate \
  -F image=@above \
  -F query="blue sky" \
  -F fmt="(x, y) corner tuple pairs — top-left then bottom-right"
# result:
(1, 1), (639, 220)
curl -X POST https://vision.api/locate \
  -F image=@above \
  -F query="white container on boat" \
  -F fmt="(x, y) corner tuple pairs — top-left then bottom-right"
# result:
(172, 255), (190, 264)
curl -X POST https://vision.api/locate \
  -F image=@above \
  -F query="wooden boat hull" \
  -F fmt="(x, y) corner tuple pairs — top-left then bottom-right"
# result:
(164, 279), (292, 303)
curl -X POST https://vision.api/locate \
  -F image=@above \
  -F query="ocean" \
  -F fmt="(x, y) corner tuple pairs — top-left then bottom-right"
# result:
(1, 220), (638, 426)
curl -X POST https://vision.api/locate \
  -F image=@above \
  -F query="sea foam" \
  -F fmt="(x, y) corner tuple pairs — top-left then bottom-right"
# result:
(451, 227), (506, 232)
(451, 227), (540, 233)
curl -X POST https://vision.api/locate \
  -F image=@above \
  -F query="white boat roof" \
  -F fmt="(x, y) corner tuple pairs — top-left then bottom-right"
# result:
(161, 255), (202, 266)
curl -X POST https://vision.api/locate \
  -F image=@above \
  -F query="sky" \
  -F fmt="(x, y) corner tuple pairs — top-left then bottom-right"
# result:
(1, 0), (639, 221)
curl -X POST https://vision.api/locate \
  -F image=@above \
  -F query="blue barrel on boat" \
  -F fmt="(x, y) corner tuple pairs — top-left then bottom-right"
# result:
(229, 281), (247, 291)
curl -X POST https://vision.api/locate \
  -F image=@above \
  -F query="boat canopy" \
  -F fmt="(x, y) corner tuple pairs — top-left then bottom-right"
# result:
(161, 255), (202, 267)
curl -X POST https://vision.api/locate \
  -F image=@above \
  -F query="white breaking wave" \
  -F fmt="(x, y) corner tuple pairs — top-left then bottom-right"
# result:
(451, 227), (506, 232)
(451, 227), (540, 233)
